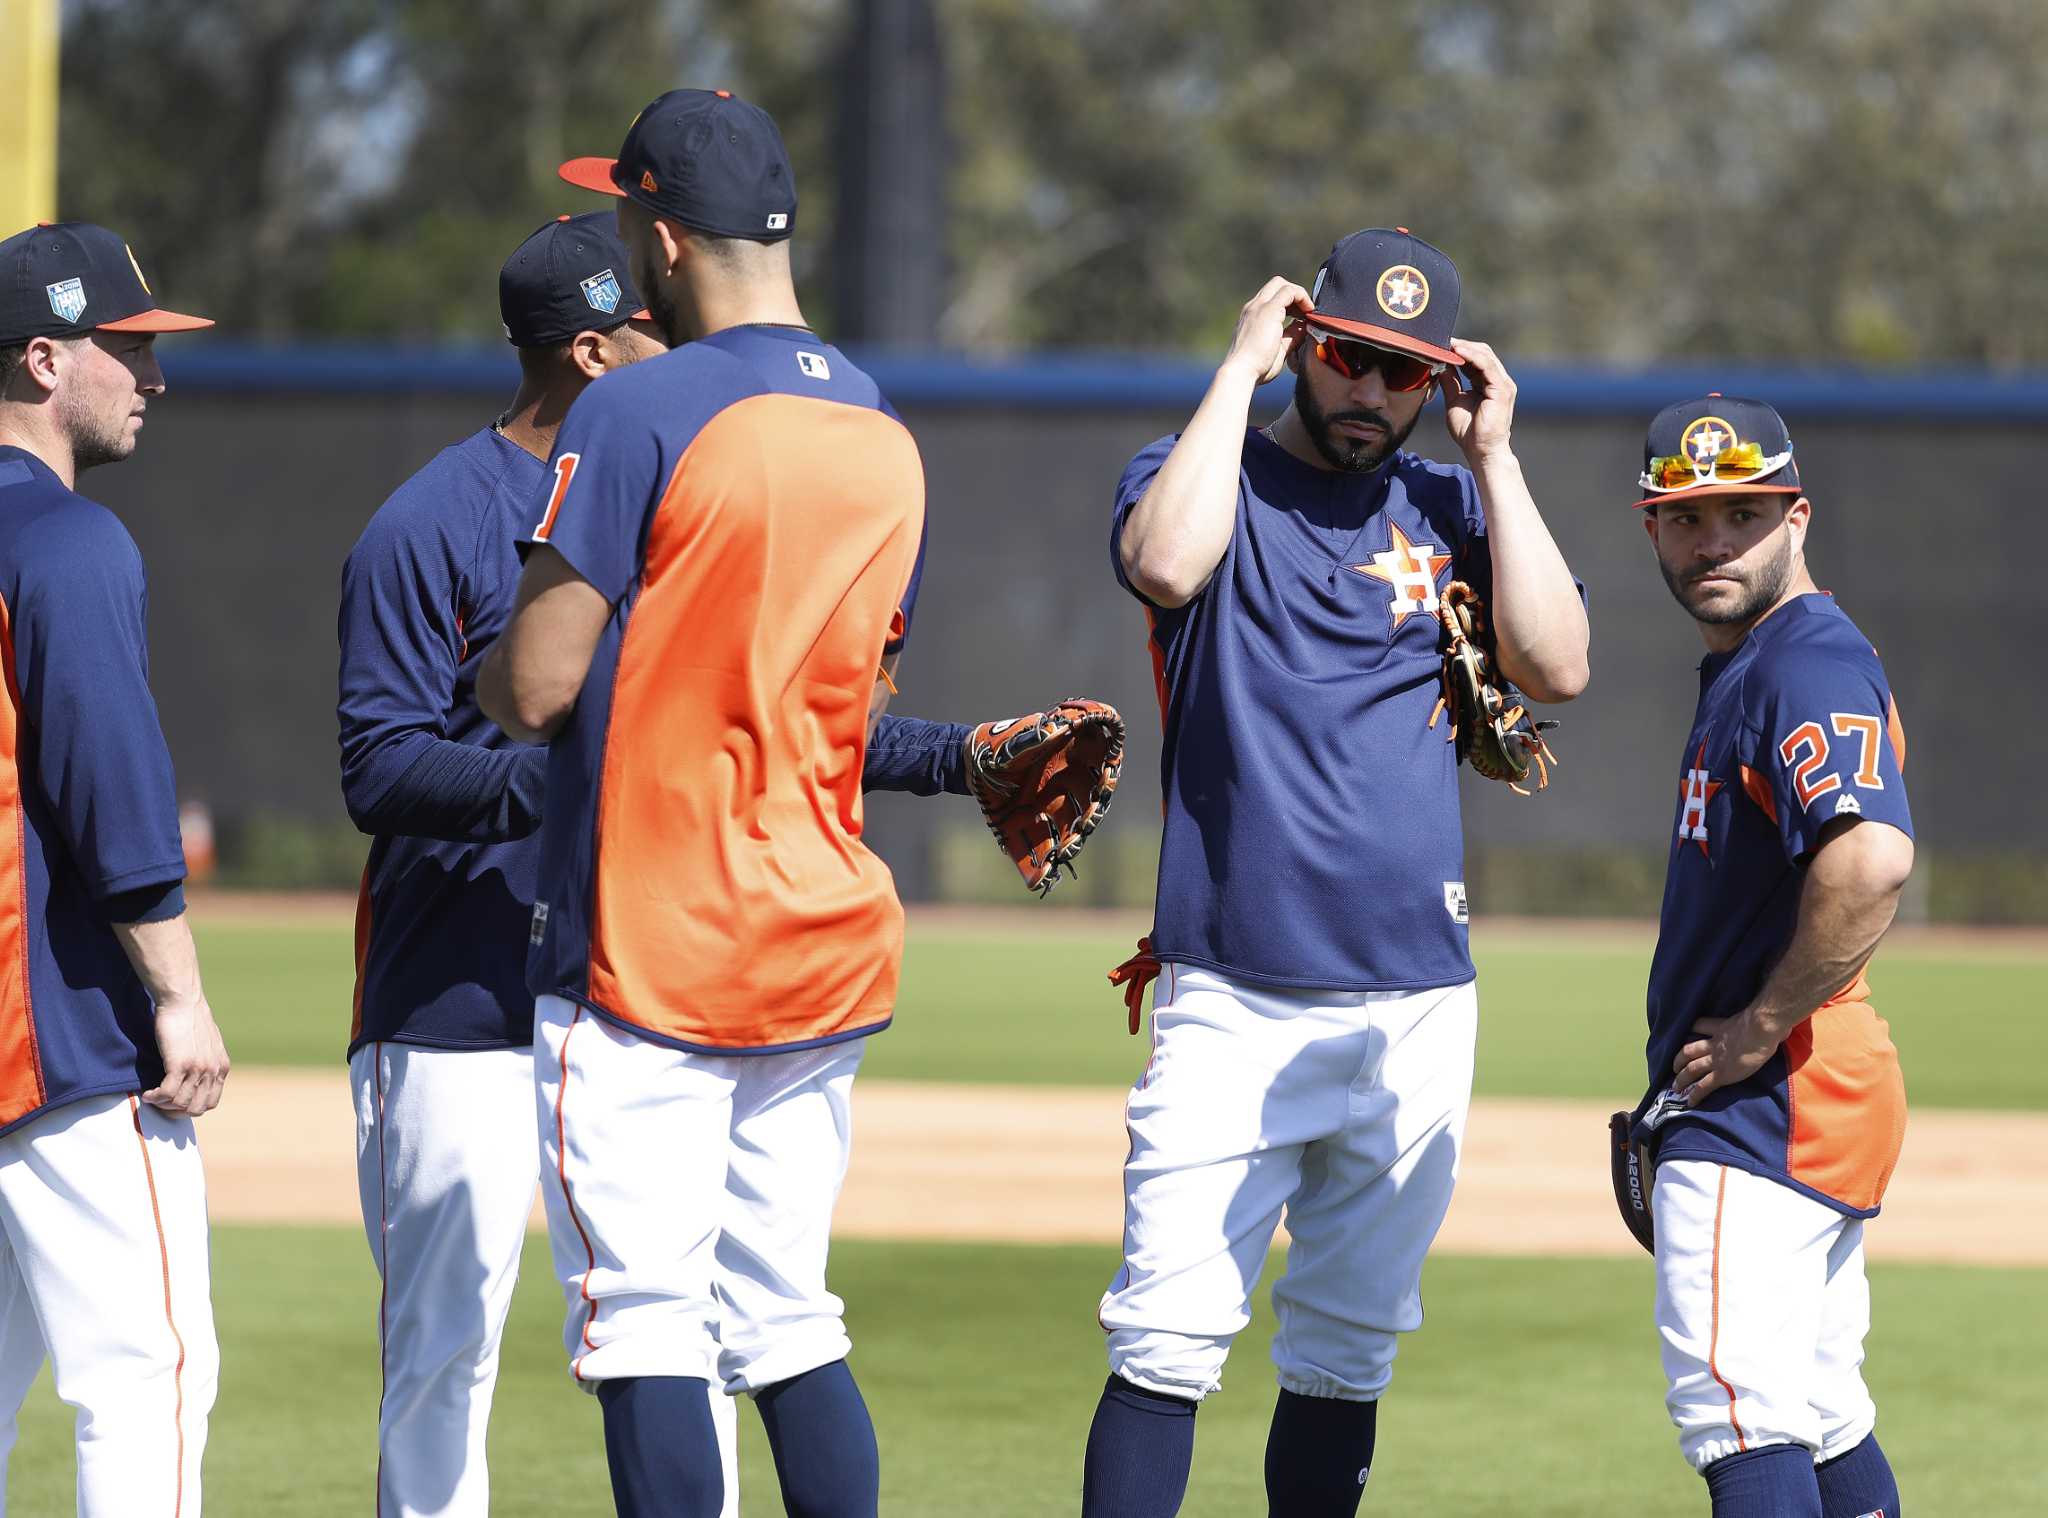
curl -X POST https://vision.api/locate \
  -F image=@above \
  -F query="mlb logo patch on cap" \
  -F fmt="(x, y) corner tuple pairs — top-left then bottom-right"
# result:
(580, 269), (623, 315)
(46, 278), (87, 324)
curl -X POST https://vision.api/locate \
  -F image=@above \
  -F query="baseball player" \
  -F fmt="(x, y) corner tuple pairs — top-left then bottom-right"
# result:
(340, 210), (991, 1518)
(478, 87), (923, 1518)
(1087, 229), (1588, 1517)
(0, 222), (229, 1514)
(1624, 396), (1911, 1518)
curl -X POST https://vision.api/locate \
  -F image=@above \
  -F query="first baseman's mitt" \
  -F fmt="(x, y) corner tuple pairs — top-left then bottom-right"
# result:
(1429, 580), (1560, 794)
(964, 699), (1125, 896)
(1609, 1111), (1655, 1254)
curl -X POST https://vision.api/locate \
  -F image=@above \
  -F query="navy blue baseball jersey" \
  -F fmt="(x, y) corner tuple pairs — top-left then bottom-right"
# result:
(341, 415), (958, 1058)
(1115, 427), (1509, 992)
(1633, 593), (1911, 1216)
(0, 447), (188, 1134)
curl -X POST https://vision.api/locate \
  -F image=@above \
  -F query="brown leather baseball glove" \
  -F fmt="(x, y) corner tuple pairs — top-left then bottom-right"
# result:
(1429, 580), (1560, 794)
(964, 699), (1125, 896)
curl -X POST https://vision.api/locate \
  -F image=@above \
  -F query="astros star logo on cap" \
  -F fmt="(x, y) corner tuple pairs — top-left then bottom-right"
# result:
(1376, 265), (1430, 320)
(1681, 416), (1735, 466)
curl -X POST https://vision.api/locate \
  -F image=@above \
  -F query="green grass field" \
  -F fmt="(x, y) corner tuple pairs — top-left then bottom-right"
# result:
(200, 918), (2047, 1110)
(9, 1229), (2042, 1515)
(11, 915), (2018, 1513)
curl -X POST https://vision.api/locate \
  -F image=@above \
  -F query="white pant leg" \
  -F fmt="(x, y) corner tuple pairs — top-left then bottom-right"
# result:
(0, 1093), (217, 1517)
(716, 1040), (863, 1395)
(1101, 965), (1365, 1402)
(532, 998), (743, 1515)
(351, 1043), (540, 1518)
(1654, 1160), (1849, 1471)
(1808, 1219), (1877, 1463)
(1270, 980), (1477, 1402)
(0, 1231), (49, 1511)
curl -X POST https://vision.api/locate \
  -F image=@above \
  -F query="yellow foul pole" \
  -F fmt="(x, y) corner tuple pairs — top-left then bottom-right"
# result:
(1, 0), (61, 235)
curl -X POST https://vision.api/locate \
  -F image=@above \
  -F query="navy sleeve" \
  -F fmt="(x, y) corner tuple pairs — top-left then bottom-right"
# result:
(11, 508), (185, 897)
(884, 524), (927, 658)
(106, 879), (186, 924)
(1746, 639), (1912, 862)
(1109, 436), (1179, 609)
(521, 382), (665, 603)
(338, 500), (547, 844)
(865, 714), (969, 796)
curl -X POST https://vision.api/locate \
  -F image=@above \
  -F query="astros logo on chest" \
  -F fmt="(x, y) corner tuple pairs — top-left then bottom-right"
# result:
(1677, 739), (1723, 857)
(1347, 522), (1451, 630)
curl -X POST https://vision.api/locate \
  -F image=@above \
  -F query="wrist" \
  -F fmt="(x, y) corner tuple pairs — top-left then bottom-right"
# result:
(1215, 352), (1269, 391)
(1467, 442), (1520, 474)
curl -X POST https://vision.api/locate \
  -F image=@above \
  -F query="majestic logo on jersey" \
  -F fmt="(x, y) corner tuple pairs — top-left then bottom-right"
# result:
(1680, 415), (1737, 467)
(1678, 740), (1723, 858)
(1376, 265), (1429, 320)
(580, 269), (623, 315)
(1348, 522), (1451, 629)
(1833, 792), (1862, 816)
(46, 278), (86, 324)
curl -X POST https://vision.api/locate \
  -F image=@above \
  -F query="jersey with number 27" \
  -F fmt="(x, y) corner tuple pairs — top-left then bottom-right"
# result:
(520, 326), (925, 1054)
(1638, 593), (1911, 1217)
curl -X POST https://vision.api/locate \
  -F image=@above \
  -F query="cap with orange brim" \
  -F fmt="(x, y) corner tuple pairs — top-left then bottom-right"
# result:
(0, 222), (211, 344)
(1633, 395), (1804, 510)
(557, 88), (797, 242)
(1304, 227), (1466, 369)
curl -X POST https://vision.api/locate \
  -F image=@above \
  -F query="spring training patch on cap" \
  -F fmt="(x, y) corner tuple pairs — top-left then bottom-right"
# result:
(46, 278), (87, 324)
(1376, 265), (1429, 320)
(580, 269), (623, 315)
(1681, 416), (1737, 465)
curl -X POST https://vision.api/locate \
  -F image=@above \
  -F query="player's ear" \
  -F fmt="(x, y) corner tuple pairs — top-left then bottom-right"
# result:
(566, 329), (609, 382)
(1641, 510), (1659, 544)
(1784, 495), (1812, 551)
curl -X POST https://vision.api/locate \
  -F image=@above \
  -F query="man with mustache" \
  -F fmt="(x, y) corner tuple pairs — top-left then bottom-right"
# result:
(0, 221), (229, 1512)
(341, 209), (1008, 1518)
(1626, 396), (1911, 1518)
(1085, 229), (1588, 1516)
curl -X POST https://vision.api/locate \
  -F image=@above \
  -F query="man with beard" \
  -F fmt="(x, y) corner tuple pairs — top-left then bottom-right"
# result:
(479, 88), (929, 1518)
(0, 221), (229, 1511)
(343, 209), (1001, 1518)
(1626, 396), (1911, 1518)
(1083, 229), (1588, 1516)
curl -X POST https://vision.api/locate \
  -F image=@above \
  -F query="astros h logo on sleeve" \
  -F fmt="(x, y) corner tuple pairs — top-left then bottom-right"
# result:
(1677, 740), (1723, 858)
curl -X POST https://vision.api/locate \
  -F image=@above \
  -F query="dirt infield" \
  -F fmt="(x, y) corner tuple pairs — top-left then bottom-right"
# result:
(207, 1070), (2044, 1266)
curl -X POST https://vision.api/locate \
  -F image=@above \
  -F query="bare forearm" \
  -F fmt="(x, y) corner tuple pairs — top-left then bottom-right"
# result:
(1747, 829), (1912, 1041)
(1470, 450), (1588, 702)
(112, 913), (204, 1008)
(1119, 360), (1262, 607)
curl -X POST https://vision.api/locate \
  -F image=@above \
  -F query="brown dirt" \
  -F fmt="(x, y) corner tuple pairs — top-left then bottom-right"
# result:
(204, 1072), (2046, 1266)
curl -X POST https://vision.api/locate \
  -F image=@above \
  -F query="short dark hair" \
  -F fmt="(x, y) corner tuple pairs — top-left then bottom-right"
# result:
(0, 342), (27, 393)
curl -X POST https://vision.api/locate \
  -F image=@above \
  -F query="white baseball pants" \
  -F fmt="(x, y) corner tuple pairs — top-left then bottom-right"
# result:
(1653, 1158), (1878, 1473)
(1100, 966), (1477, 1403)
(352, 1040), (738, 1518)
(0, 1092), (217, 1517)
(534, 994), (862, 1398)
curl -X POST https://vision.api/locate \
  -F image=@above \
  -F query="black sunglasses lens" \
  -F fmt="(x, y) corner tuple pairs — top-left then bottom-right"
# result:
(1325, 337), (1431, 391)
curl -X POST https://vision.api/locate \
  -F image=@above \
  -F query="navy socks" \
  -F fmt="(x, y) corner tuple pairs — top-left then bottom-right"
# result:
(754, 1359), (882, 1518)
(596, 1376), (725, 1518)
(1704, 1444), (1822, 1518)
(1080, 1374), (1198, 1517)
(1817, 1435), (1901, 1518)
(1263, 1388), (1378, 1516)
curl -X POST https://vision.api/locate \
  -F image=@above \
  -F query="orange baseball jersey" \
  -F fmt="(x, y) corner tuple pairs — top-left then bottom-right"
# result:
(521, 325), (926, 1052)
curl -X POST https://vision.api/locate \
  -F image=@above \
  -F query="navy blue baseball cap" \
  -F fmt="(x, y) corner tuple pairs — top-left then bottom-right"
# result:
(1305, 227), (1463, 369)
(559, 88), (796, 243)
(0, 222), (212, 345)
(499, 213), (651, 348)
(1635, 395), (1802, 510)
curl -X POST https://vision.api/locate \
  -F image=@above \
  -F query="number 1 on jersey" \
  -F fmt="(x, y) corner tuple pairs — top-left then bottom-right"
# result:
(534, 452), (580, 542)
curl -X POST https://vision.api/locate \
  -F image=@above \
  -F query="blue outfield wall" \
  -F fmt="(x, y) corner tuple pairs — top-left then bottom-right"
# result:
(160, 342), (2048, 420)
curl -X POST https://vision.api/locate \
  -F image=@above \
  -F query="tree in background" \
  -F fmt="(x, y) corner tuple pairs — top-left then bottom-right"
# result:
(55, 0), (2048, 366)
